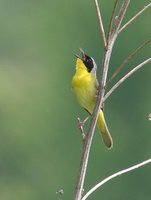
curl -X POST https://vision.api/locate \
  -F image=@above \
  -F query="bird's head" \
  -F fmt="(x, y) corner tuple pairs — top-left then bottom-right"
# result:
(75, 48), (97, 74)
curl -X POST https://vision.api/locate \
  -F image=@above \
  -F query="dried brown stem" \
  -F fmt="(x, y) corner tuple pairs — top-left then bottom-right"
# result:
(107, 0), (119, 41)
(107, 37), (151, 85)
(94, 0), (107, 47)
(82, 158), (151, 200)
(111, 0), (130, 39)
(77, 117), (89, 140)
(119, 3), (151, 33)
(104, 58), (151, 102)
(74, 1), (130, 200)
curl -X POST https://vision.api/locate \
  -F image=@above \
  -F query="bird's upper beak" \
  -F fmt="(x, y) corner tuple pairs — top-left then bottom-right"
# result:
(74, 48), (86, 61)
(79, 48), (86, 60)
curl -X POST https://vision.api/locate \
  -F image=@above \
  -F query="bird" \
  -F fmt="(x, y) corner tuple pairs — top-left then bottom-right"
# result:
(71, 49), (113, 149)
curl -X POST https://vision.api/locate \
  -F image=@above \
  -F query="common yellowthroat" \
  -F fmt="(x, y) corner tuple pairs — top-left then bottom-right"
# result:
(71, 49), (113, 149)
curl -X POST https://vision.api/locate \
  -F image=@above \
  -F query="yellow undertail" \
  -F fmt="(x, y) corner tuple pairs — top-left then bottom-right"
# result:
(97, 110), (113, 149)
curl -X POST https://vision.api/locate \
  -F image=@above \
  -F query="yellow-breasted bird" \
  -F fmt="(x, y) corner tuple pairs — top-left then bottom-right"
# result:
(71, 49), (113, 149)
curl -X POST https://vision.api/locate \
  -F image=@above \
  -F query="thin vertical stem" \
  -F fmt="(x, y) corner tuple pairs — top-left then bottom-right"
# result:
(74, 1), (131, 200)
(94, 0), (107, 48)
(107, 0), (119, 41)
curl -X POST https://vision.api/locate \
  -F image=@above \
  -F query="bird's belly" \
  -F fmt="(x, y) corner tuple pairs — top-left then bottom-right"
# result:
(72, 84), (96, 114)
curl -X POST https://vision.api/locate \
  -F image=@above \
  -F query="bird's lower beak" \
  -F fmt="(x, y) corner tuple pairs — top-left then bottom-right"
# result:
(74, 54), (80, 58)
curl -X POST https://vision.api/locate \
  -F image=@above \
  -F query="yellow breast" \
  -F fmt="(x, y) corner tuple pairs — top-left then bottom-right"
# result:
(72, 58), (97, 114)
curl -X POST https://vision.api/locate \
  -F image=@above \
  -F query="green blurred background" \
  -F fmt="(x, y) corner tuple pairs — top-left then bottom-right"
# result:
(0, 0), (151, 199)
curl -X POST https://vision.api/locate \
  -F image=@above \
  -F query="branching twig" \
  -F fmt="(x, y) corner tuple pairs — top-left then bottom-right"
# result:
(104, 58), (151, 102)
(81, 158), (151, 200)
(107, 37), (151, 85)
(77, 117), (89, 140)
(94, 0), (107, 48)
(74, 1), (130, 200)
(119, 3), (151, 33)
(107, 0), (119, 42)
(110, 0), (130, 40)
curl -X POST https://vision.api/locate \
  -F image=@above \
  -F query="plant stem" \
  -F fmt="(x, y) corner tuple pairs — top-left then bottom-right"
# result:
(107, 37), (151, 85)
(74, 1), (130, 199)
(104, 58), (151, 102)
(119, 3), (151, 34)
(94, 0), (107, 48)
(107, 0), (119, 42)
(82, 158), (151, 200)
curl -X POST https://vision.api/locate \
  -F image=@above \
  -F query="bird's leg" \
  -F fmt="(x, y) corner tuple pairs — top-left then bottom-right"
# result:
(77, 116), (89, 140)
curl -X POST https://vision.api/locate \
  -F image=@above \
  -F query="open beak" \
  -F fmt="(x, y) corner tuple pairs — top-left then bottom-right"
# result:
(74, 54), (80, 58)
(74, 48), (86, 60)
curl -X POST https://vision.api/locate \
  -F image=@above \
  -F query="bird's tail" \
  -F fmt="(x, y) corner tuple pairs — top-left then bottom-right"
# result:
(97, 110), (113, 149)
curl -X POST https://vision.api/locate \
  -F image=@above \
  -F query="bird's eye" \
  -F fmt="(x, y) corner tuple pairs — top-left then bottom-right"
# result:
(87, 58), (91, 62)
(83, 55), (94, 72)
